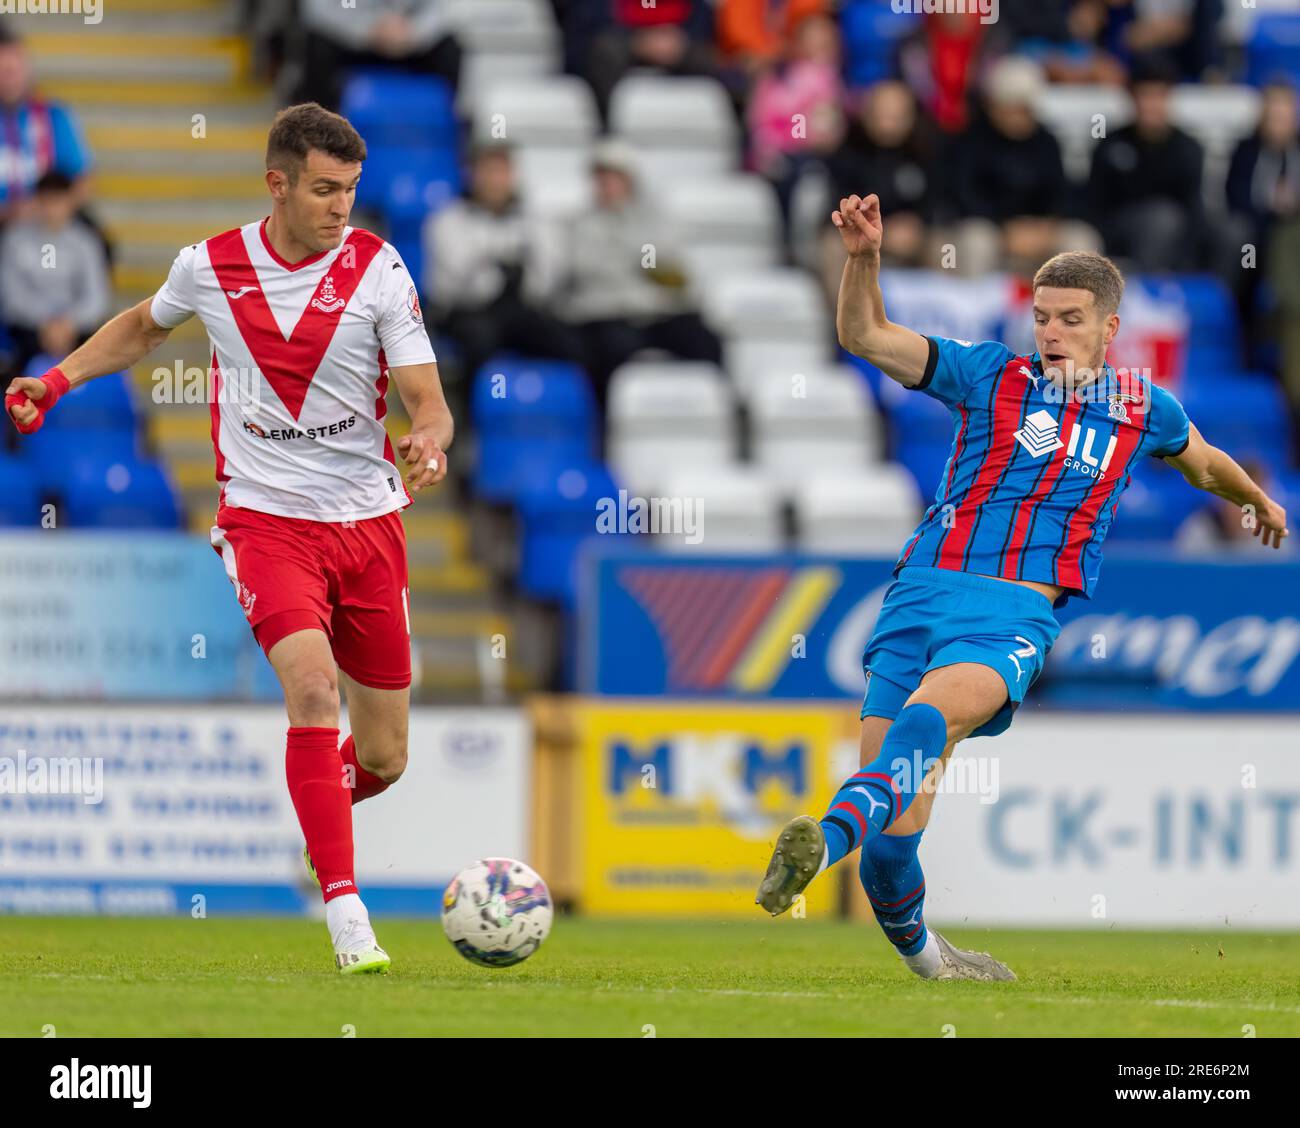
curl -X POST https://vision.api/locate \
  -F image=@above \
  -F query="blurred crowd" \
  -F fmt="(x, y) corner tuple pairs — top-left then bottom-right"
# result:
(0, 24), (110, 387)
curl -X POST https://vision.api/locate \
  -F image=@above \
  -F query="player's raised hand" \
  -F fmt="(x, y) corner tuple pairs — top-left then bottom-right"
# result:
(1253, 497), (1289, 549)
(398, 432), (448, 494)
(832, 193), (884, 258)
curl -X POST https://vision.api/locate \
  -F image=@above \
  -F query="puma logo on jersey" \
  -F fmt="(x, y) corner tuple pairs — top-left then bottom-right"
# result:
(225, 285), (260, 299)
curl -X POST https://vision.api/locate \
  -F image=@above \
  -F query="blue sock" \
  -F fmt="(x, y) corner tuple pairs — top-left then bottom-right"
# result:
(860, 829), (928, 957)
(819, 702), (947, 867)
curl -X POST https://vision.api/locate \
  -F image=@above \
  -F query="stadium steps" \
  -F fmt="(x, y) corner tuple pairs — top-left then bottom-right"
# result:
(23, 34), (248, 83)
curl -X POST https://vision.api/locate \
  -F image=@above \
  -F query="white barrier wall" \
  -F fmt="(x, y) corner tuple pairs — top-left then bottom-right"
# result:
(838, 714), (1300, 929)
(0, 706), (529, 915)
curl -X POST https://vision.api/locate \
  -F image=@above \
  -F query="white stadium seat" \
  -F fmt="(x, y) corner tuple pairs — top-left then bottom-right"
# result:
(446, 0), (559, 54)
(660, 174), (782, 276)
(725, 338), (834, 392)
(793, 467), (924, 554)
(472, 76), (598, 149)
(1034, 84), (1133, 181)
(608, 75), (740, 157)
(657, 468), (786, 553)
(514, 146), (593, 216)
(628, 146), (738, 192)
(1170, 85), (1262, 210)
(748, 368), (883, 486)
(700, 269), (830, 344)
(459, 51), (560, 115)
(606, 362), (738, 494)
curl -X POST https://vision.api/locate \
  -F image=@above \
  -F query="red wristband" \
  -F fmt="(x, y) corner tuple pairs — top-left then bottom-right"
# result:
(5, 367), (70, 435)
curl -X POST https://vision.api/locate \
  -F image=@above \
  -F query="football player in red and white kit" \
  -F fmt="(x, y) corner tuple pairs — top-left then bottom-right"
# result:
(5, 104), (453, 975)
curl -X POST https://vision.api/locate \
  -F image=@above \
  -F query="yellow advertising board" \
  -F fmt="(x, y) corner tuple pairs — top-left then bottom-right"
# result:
(573, 701), (858, 918)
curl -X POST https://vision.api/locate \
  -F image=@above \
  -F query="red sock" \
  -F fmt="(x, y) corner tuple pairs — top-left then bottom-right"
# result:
(285, 726), (356, 903)
(339, 734), (390, 805)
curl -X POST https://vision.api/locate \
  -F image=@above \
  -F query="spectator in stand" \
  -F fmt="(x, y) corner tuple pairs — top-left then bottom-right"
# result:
(584, 0), (717, 123)
(1100, 0), (1225, 82)
(424, 143), (585, 382)
(820, 80), (937, 295)
(1087, 58), (1205, 272)
(747, 12), (845, 232)
(945, 58), (1102, 277)
(0, 27), (93, 223)
(897, 10), (999, 135)
(1226, 81), (1300, 343)
(1012, 0), (1129, 87)
(715, 0), (829, 75)
(560, 140), (722, 411)
(290, 0), (461, 112)
(0, 170), (109, 379)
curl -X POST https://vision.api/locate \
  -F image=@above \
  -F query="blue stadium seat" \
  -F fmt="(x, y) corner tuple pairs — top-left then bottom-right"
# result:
(471, 358), (596, 441)
(1247, 14), (1300, 88)
(341, 71), (458, 151)
(1181, 372), (1294, 467)
(1107, 458), (1205, 543)
(0, 454), (43, 526)
(894, 438), (955, 501)
(356, 146), (461, 222)
(37, 369), (138, 433)
(841, 0), (909, 86)
(515, 458), (626, 606)
(18, 428), (139, 491)
(61, 455), (181, 529)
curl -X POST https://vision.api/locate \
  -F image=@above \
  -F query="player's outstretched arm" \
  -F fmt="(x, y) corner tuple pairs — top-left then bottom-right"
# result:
(833, 193), (931, 387)
(390, 360), (453, 495)
(5, 298), (172, 433)
(1165, 421), (1289, 548)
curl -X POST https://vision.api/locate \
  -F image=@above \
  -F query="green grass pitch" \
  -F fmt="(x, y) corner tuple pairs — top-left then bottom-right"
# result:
(4, 916), (1299, 1037)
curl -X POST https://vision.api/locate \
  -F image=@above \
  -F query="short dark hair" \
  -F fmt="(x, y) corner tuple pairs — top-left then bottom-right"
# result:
(1033, 252), (1125, 316)
(266, 102), (366, 185)
(35, 170), (74, 195)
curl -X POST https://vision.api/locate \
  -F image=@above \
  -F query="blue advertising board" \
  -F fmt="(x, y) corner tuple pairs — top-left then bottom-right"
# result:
(581, 551), (1300, 711)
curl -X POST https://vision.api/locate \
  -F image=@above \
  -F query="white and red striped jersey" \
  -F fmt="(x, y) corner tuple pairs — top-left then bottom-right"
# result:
(150, 218), (436, 522)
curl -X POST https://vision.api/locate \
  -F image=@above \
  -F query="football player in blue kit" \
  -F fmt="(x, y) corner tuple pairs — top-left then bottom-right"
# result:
(756, 193), (1290, 981)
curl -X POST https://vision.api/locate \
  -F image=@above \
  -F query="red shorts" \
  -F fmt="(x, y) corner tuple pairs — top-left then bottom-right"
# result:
(210, 505), (411, 690)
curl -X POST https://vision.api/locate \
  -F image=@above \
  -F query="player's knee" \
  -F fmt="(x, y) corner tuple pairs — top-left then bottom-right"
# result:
(373, 742), (407, 784)
(286, 668), (340, 726)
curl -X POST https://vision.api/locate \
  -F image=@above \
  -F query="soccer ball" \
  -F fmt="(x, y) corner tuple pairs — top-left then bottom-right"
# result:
(441, 857), (553, 968)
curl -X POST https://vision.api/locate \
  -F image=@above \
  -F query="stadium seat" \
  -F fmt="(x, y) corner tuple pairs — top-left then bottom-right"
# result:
(356, 146), (460, 223)
(471, 75), (598, 149)
(726, 338), (833, 393)
(340, 72), (458, 152)
(747, 368), (884, 487)
(1182, 372), (1294, 466)
(1034, 84), (1133, 181)
(515, 458), (625, 606)
(514, 146), (594, 216)
(608, 75), (740, 159)
(660, 175), (782, 277)
(1169, 85), (1262, 208)
(472, 358), (595, 438)
(626, 146), (738, 194)
(1108, 458), (1205, 543)
(699, 270), (830, 349)
(445, 0), (560, 56)
(840, 0), (912, 87)
(606, 362), (737, 494)
(35, 369), (137, 433)
(62, 455), (182, 529)
(1247, 13), (1300, 87)
(894, 438), (957, 501)
(0, 454), (43, 526)
(793, 466), (923, 555)
(658, 467), (785, 553)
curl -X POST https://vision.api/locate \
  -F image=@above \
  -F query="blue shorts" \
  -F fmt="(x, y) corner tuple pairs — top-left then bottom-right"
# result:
(860, 565), (1061, 738)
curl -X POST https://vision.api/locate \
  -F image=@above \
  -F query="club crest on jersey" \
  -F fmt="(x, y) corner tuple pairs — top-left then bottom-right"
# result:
(1107, 393), (1136, 423)
(1012, 408), (1065, 457)
(407, 284), (422, 324)
(310, 274), (345, 314)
